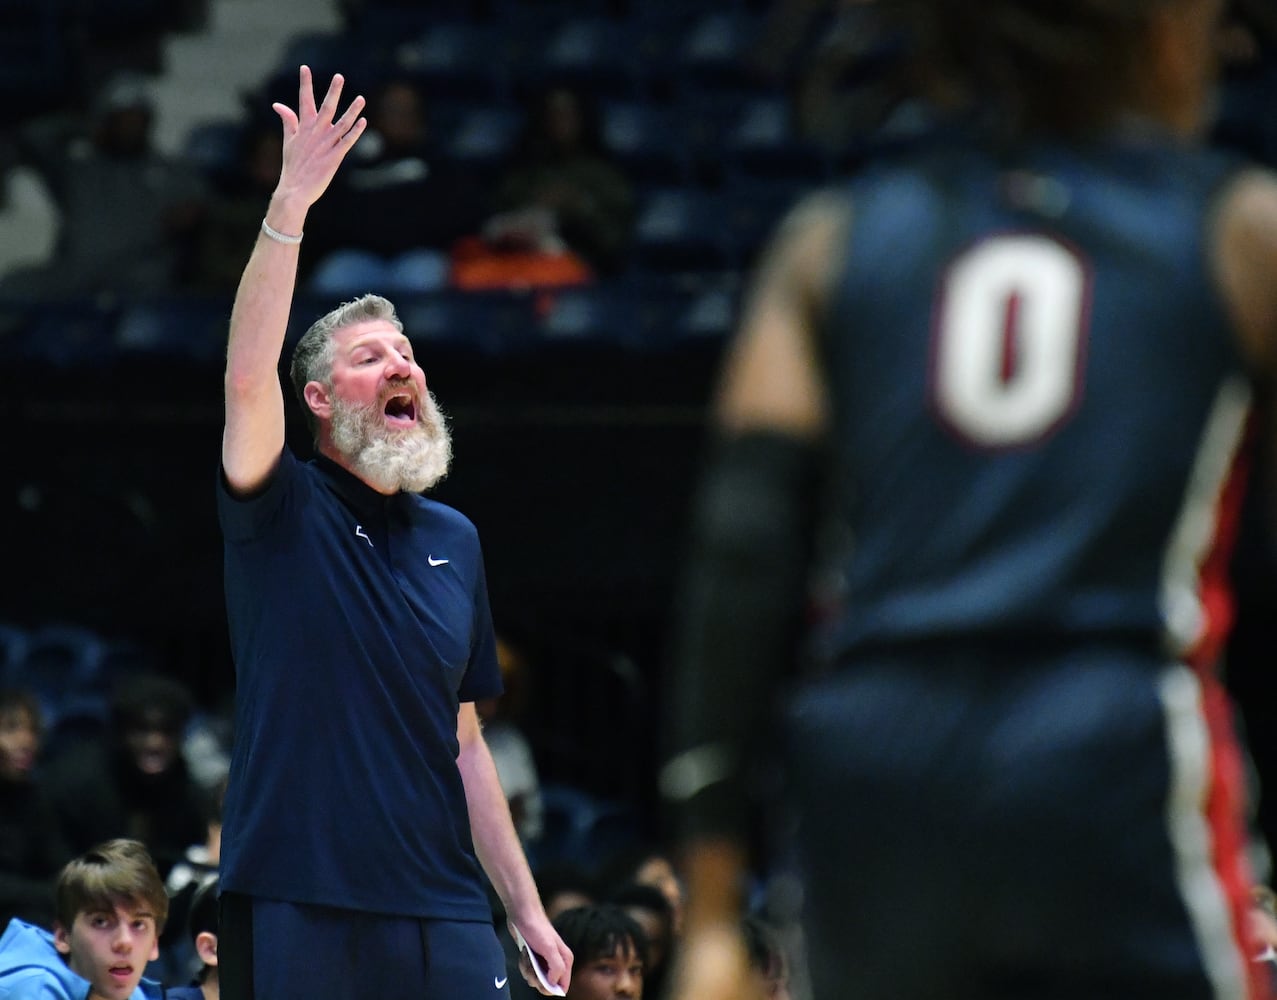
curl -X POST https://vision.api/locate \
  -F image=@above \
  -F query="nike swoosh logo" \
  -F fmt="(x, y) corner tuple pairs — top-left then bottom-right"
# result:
(494, 976), (508, 989)
(428, 556), (449, 566)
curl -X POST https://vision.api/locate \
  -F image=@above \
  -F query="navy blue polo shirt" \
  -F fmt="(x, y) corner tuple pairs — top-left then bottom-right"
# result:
(217, 447), (502, 919)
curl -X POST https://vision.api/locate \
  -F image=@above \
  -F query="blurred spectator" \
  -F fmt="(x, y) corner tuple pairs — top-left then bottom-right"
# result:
(536, 862), (599, 922)
(0, 689), (71, 928)
(1213, 0), (1277, 167)
(187, 122), (284, 293)
(1, 73), (207, 298)
(741, 913), (793, 1000)
(43, 673), (206, 879)
(304, 76), (487, 293)
(553, 903), (648, 1000)
(180, 695), (233, 795)
(165, 876), (220, 1000)
(481, 84), (635, 276)
(0, 146), (58, 281)
(165, 775), (225, 899)
(498, 860), (599, 1000)
(607, 882), (676, 1000)
(158, 776), (224, 986)
(600, 845), (686, 936)
(476, 636), (544, 846)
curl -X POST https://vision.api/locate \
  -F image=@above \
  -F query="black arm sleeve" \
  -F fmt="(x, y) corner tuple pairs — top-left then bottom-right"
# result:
(660, 428), (823, 842)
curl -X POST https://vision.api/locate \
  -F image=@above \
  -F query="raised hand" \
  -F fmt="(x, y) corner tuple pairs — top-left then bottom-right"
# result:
(270, 65), (367, 213)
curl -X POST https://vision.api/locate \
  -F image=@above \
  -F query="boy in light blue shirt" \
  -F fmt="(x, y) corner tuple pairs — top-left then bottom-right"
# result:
(0, 839), (167, 1000)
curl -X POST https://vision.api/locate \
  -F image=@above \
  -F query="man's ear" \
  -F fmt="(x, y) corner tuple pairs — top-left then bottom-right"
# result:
(303, 380), (333, 421)
(195, 931), (218, 967)
(53, 924), (71, 956)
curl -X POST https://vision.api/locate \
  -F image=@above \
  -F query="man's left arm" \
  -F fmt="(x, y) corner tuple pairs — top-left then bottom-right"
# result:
(456, 703), (572, 995)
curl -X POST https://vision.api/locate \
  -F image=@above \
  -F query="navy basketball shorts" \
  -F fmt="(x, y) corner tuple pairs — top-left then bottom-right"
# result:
(781, 648), (1268, 1000)
(218, 893), (513, 1000)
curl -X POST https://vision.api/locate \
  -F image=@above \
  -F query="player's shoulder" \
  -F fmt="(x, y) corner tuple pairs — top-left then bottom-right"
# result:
(1215, 164), (1277, 226)
(759, 185), (854, 308)
(1209, 164), (1277, 376)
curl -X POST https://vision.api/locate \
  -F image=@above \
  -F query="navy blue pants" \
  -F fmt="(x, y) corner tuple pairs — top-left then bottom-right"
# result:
(219, 893), (512, 1000)
(782, 650), (1265, 1000)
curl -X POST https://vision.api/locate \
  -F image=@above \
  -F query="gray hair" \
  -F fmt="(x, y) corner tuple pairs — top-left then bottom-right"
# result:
(289, 293), (404, 439)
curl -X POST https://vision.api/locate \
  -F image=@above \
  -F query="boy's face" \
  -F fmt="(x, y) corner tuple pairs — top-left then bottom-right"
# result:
(570, 941), (643, 1000)
(54, 900), (160, 1000)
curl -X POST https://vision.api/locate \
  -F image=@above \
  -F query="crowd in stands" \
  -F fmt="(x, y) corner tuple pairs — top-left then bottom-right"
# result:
(0, 0), (913, 362)
(0, 626), (799, 998)
(2, 0), (1274, 360)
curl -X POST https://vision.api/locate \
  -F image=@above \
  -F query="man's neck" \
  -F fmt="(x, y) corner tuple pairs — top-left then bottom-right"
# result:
(315, 441), (396, 496)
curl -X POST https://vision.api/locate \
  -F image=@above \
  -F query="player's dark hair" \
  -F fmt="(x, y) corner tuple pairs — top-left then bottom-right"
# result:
(886, 0), (1168, 136)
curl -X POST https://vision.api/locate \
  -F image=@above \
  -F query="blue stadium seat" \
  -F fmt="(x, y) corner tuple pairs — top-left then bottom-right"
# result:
(525, 17), (646, 101)
(631, 188), (736, 276)
(309, 249), (451, 297)
(95, 639), (162, 695)
(115, 297), (228, 364)
(17, 300), (120, 367)
(532, 782), (639, 873)
(277, 30), (346, 81)
(443, 106), (522, 175)
(670, 279), (742, 342)
(398, 290), (535, 356)
(537, 285), (644, 348)
(600, 101), (693, 187)
(724, 178), (810, 265)
(722, 95), (832, 183)
(45, 692), (111, 759)
(344, 3), (444, 39)
(15, 624), (105, 725)
(395, 22), (510, 103)
(183, 119), (246, 184)
(487, 0), (616, 30)
(0, 623), (29, 687)
(675, 10), (766, 95)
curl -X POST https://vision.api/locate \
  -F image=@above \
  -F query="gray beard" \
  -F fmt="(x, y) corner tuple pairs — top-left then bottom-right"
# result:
(329, 391), (452, 493)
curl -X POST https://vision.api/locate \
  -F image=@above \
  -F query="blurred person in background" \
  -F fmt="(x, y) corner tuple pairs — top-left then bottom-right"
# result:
(662, 0), (1277, 998)
(0, 688), (70, 929)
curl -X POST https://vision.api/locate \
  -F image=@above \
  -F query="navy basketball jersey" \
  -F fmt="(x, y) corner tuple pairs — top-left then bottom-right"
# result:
(817, 134), (1253, 666)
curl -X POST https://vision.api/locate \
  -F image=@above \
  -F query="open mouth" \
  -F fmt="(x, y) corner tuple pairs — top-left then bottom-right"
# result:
(383, 393), (417, 427)
(109, 964), (134, 982)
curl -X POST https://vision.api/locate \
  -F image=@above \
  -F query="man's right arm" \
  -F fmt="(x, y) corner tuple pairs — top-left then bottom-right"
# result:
(222, 66), (366, 496)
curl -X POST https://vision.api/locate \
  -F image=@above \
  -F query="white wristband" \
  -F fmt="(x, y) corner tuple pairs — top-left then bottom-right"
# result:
(260, 219), (303, 245)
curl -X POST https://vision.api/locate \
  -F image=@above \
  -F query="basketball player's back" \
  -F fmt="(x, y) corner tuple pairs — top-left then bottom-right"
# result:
(820, 134), (1255, 669)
